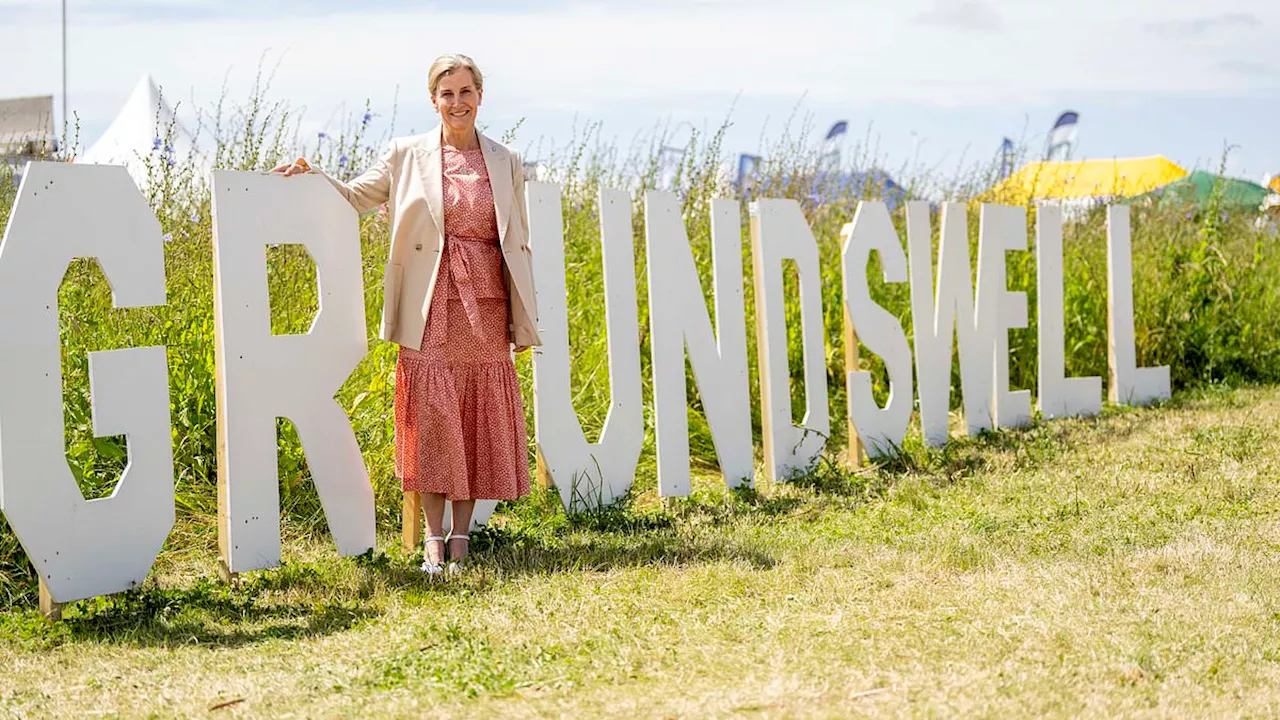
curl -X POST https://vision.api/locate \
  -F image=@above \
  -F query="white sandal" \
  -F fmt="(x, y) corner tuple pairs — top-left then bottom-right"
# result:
(420, 535), (446, 574)
(446, 533), (469, 574)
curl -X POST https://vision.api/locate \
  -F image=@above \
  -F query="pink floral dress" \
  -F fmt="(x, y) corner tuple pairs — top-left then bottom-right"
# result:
(393, 145), (530, 501)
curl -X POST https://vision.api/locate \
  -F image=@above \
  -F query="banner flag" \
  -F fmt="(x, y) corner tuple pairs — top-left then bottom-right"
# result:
(1044, 111), (1079, 162)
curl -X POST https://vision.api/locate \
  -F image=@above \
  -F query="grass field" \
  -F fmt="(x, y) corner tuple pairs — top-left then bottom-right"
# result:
(3, 83), (1278, 602)
(4, 384), (1280, 718)
(3, 78), (1280, 716)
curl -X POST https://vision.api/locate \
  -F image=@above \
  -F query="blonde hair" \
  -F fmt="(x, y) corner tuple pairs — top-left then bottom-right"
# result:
(428, 54), (484, 97)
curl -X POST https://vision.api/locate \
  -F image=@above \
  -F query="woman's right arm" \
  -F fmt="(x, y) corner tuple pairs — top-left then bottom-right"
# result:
(272, 140), (396, 214)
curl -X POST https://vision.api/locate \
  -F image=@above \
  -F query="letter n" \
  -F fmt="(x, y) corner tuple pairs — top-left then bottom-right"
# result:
(646, 192), (752, 495)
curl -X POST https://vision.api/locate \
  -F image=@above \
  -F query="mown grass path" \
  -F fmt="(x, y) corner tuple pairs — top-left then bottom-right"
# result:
(5, 386), (1280, 718)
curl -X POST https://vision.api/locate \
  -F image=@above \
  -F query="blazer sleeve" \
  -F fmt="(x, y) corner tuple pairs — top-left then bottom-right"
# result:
(511, 149), (535, 299)
(511, 149), (531, 246)
(309, 140), (396, 214)
(509, 148), (541, 346)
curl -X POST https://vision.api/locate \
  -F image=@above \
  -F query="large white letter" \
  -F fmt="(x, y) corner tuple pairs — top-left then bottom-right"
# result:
(906, 201), (991, 444)
(1036, 204), (1102, 418)
(0, 163), (173, 604)
(1106, 204), (1170, 406)
(645, 192), (752, 495)
(529, 183), (644, 509)
(750, 199), (828, 482)
(977, 204), (1032, 430)
(840, 201), (913, 457)
(212, 170), (373, 574)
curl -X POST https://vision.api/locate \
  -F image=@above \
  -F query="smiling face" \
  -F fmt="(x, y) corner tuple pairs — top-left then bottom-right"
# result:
(431, 68), (482, 135)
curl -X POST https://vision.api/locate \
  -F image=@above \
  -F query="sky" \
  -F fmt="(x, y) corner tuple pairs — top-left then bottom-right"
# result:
(2, 0), (1278, 186)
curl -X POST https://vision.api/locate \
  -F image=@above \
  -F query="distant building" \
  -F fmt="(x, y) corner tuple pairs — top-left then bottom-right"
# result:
(1, 95), (58, 176)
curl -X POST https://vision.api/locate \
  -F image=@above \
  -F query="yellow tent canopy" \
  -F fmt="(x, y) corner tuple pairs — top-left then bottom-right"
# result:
(1269, 175), (1280, 194)
(986, 155), (1188, 204)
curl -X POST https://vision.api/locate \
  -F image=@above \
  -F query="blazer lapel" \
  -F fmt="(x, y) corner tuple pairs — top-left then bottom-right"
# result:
(415, 127), (445, 234)
(480, 135), (514, 247)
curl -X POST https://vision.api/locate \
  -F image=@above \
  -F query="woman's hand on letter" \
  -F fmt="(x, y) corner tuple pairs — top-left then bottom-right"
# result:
(269, 157), (312, 177)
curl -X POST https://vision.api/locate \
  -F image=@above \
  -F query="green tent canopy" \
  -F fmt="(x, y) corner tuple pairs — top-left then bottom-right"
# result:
(1127, 170), (1270, 212)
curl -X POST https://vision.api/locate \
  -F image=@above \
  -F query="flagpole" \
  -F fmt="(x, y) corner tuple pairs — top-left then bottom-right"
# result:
(61, 0), (67, 140)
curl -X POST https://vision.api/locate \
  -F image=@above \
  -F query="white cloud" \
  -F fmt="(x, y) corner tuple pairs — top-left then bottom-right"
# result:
(1144, 12), (1262, 38)
(1, 0), (1276, 176)
(7, 0), (1278, 111)
(913, 0), (1004, 33)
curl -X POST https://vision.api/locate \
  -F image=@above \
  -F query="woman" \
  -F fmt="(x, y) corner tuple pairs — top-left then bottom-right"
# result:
(272, 54), (541, 574)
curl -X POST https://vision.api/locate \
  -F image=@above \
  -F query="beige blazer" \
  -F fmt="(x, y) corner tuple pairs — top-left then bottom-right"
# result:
(311, 126), (541, 350)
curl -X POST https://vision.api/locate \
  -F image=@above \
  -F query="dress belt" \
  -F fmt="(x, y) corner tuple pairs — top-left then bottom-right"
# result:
(428, 235), (490, 347)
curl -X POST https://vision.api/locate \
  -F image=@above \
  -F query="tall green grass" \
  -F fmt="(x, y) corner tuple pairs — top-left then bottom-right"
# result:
(1, 80), (1277, 608)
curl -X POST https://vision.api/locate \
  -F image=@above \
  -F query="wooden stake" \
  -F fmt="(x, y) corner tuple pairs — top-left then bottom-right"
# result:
(535, 447), (554, 489)
(841, 232), (865, 470)
(401, 491), (422, 555)
(38, 577), (62, 622)
(1106, 258), (1119, 406)
(213, 271), (236, 581)
(216, 556), (238, 586)
(749, 208), (776, 483)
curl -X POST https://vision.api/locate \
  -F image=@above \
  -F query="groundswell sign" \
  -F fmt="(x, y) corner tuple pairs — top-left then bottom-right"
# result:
(0, 163), (1168, 612)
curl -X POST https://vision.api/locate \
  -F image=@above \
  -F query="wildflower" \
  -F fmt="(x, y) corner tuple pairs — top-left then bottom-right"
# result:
(162, 232), (173, 243)
(167, 157), (176, 167)
(362, 111), (373, 126)
(164, 143), (173, 154)
(152, 137), (162, 151)
(318, 131), (327, 139)
(189, 212), (199, 223)
(339, 154), (348, 168)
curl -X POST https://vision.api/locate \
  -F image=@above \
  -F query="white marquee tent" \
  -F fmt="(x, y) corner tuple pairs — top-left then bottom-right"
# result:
(76, 74), (208, 189)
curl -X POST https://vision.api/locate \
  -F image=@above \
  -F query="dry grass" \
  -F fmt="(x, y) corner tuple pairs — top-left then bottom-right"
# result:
(3, 386), (1280, 717)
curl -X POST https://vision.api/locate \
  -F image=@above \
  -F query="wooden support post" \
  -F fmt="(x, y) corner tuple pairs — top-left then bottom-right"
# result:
(38, 577), (62, 622)
(216, 556), (238, 586)
(402, 491), (422, 555)
(213, 274), (238, 585)
(749, 209), (775, 483)
(841, 238), (865, 471)
(535, 447), (554, 489)
(1106, 256), (1119, 406)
